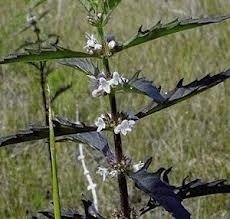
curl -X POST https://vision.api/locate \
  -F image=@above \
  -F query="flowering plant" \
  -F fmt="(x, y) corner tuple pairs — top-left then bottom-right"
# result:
(0, 1), (230, 219)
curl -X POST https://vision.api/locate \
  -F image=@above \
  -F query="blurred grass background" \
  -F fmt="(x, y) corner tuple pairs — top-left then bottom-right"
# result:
(0, 0), (229, 218)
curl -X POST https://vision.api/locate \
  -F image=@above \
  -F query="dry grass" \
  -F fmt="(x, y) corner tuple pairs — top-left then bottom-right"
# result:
(0, 0), (229, 218)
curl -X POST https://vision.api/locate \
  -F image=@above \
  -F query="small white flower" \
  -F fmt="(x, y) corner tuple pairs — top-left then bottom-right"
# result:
(98, 77), (111, 94)
(97, 167), (109, 181)
(109, 170), (118, 177)
(92, 77), (111, 97)
(26, 13), (37, 24)
(108, 40), (116, 49)
(92, 88), (102, 97)
(97, 13), (102, 18)
(94, 43), (102, 50)
(95, 116), (106, 132)
(133, 161), (144, 171)
(109, 72), (121, 86)
(84, 33), (102, 54)
(114, 119), (135, 135)
(109, 72), (127, 86)
(96, 167), (118, 181)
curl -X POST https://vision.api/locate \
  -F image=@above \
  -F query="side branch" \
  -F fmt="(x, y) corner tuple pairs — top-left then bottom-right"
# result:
(136, 69), (230, 118)
(0, 117), (96, 147)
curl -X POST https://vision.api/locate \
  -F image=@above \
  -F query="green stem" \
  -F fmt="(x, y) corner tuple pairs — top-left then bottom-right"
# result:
(48, 89), (61, 219)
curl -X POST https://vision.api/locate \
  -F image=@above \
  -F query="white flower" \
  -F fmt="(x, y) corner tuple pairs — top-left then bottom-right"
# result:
(92, 77), (111, 97)
(84, 33), (102, 54)
(95, 116), (106, 132)
(97, 13), (102, 18)
(108, 40), (116, 49)
(109, 170), (118, 177)
(98, 77), (111, 93)
(96, 167), (118, 181)
(94, 43), (102, 50)
(109, 72), (127, 86)
(133, 161), (144, 171)
(97, 167), (109, 181)
(26, 13), (37, 24)
(92, 88), (103, 97)
(109, 72), (122, 86)
(114, 119), (135, 135)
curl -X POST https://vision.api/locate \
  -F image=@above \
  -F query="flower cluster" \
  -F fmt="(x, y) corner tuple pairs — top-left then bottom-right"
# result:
(84, 33), (102, 54)
(92, 72), (127, 97)
(84, 33), (117, 55)
(95, 114), (106, 132)
(97, 161), (143, 181)
(114, 119), (135, 135)
(96, 167), (117, 181)
(95, 113), (135, 136)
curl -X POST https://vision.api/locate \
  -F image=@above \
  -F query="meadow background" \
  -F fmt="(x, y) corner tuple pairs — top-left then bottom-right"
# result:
(0, 0), (229, 218)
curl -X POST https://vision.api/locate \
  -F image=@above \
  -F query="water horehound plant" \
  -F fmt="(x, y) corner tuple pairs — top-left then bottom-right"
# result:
(0, 1), (230, 219)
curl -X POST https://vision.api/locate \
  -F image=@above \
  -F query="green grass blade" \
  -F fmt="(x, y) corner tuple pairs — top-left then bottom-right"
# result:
(0, 46), (96, 64)
(120, 15), (230, 51)
(48, 90), (61, 219)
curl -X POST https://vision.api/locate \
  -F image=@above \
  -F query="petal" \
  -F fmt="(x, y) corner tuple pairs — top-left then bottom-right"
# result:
(96, 126), (102, 132)
(103, 84), (111, 93)
(108, 40), (116, 49)
(114, 125), (121, 134)
(128, 120), (136, 127)
(121, 129), (127, 135)
(94, 43), (102, 50)
(92, 89), (101, 97)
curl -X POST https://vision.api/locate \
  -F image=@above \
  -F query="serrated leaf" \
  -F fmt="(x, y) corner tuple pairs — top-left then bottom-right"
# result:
(58, 58), (99, 76)
(31, 196), (104, 219)
(0, 46), (95, 64)
(136, 69), (230, 119)
(0, 117), (97, 147)
(118, 15), (230, 51)
(130, 158), (230, 218)
(127, 72), (166, 103)
(138, 167), (230, 216)
(58, 132), (114, 159)
(129, 158), (191, 219)
(177, 178), (230, 199)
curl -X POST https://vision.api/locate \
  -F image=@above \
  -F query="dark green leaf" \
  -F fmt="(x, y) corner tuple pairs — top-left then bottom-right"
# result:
(0, 117), (97, 147)
(136, 69), (230, 119)
(0, 46), (95, 64)
(119, 15), (230, 51)
(129, 158), (191, 219)
(126, 72), (166, 103)
(58, 132), (114, 159)
(31, 196), (105, 219)
(136, 159), (230, 217)
(59, 58), (100, 76)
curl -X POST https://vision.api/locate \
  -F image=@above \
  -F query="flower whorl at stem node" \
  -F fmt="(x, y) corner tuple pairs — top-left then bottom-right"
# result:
(114, 119), (136, 135)
(91, 72), (127, 97)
